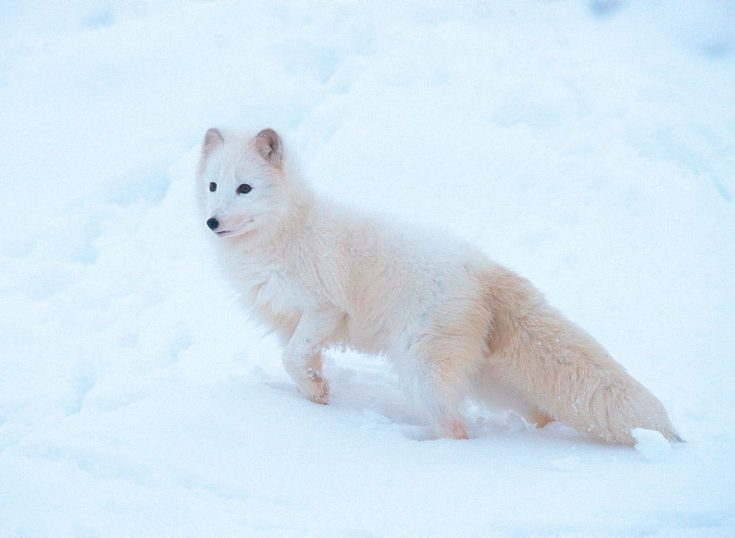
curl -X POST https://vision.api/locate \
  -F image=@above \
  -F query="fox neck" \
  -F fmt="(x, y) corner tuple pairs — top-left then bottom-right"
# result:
(270, 182), (315, 246)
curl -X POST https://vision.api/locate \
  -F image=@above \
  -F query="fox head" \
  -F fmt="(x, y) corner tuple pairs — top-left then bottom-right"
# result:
(196, 128), (303, 239)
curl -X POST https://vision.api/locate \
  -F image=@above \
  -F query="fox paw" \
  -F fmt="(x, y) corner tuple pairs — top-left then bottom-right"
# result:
(305, 368), (329, 405)
(442, 419), (468, 440)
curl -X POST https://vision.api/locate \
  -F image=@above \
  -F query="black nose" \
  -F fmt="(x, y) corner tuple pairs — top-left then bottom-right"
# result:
(206, 217), (219, 230)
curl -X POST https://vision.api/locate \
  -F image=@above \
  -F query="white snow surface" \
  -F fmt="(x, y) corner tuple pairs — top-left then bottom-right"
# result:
(1, 1), (734, 535)
(632, 428), (672, 462)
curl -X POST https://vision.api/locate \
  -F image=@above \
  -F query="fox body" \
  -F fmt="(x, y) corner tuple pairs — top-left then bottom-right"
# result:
(197, 127), (681, 445)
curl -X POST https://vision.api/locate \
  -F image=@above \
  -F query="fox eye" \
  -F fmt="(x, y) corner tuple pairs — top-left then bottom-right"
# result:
(209, 182), (217, 192)
(237, 183), (252, 194)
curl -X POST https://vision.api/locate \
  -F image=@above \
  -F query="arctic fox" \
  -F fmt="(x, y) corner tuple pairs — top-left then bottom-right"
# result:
(196, 127), (681, 445)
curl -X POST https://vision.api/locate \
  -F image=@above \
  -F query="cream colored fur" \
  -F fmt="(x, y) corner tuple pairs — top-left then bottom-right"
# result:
(196, 127), (682, 446)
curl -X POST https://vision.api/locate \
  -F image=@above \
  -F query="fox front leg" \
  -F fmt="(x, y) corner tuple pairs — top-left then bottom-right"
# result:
(281, 310), (340, 405)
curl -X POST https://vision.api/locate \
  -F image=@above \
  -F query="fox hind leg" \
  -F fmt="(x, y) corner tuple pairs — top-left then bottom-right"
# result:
(402, 330), (489, 440)
(411, 365), (469, 440)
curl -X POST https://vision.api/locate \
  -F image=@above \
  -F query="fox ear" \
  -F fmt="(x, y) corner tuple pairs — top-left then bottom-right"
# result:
(202, 127), (224, 154)
(254, 128), (282, 166)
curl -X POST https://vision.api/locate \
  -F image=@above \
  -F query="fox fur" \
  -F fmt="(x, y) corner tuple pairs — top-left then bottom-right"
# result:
(196, 127), (681, 446)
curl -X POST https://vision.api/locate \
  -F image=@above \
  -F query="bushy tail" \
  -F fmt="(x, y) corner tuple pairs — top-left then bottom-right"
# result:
(482, 267), (682, 446)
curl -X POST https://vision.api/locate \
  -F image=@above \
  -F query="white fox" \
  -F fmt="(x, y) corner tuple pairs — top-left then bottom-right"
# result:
(196, 127), (682, 445)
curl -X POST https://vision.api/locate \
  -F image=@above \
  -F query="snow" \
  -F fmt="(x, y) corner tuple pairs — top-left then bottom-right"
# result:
(633, 428), (672, 462)
(1, 0), (734, 535)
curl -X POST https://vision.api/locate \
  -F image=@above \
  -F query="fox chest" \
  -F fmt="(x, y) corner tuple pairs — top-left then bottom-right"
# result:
(243, 270), (308, 333)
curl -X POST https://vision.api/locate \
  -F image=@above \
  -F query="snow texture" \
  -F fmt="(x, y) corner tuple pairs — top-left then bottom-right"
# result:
(633, 428), (672, 462)
(1, 0), (734, 535)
